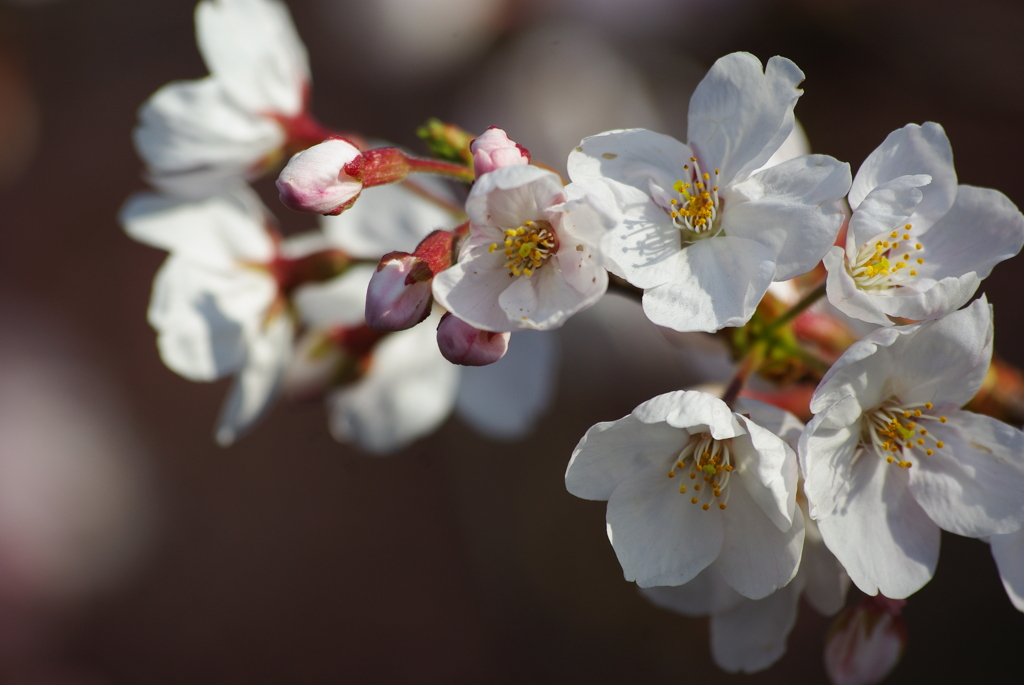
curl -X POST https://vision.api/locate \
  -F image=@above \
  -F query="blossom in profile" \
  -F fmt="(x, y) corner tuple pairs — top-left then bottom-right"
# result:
(121, 186), (295, 445)
(567, 51), (850, 333)
(642, 400), (848, 673)
(566, 390), (803, 596)
(824, 596), (907, 685)
(134, 0), (332, 196)
(823, 122), (1024, 326)
(989, 529), (1024, 613)
(799, 298), (1024, 598)
(471, 127), (530, 177)
(432, 165), (611, 332)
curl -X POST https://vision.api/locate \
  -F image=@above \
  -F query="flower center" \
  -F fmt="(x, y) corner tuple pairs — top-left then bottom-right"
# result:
(849, 223), (926, 291)
(666, 432), (734, 511)
(668, 157), (721, 242)
(488, 219), (558, 277)
(861, 398), (948, 469)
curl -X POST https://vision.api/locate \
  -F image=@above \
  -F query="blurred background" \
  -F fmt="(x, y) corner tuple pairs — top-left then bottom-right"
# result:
(0, 0), (1022, 682)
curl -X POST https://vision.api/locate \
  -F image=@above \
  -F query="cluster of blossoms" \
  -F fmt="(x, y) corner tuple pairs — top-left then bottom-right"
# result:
(123, 1), (1024, 681)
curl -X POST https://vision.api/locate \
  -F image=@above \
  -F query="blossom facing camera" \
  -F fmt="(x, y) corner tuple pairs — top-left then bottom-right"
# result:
(568, 51), (851, 333)
(432, 164), (612, 332)
(824, 596), (907, 685)
(566, 391), (803, 596)
(471, 127), (530, 177)
(800, 297), (1024, 599)
(276, 138), (363, 214)
(436, 313), (510, 366)
(823, 122), (1024, 326)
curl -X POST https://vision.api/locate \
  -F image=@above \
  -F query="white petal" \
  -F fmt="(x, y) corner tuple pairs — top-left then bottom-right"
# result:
(849, 122), (956, 228)
(291, 264), (374, 328)
(456, 330), (558, 440)
(874, 273), (980, 322)
(497, 257), (605, 330)
(816, 454), (939, 599)
(606, 463), (724, 587)
(890, 297), (993, 408)
(908, 410), (1024, 537)
(214, 311), (293, 445)
(640, 566), (745, 617)
(566, 415), (690, 502)
(641, 236), (776, 333)
(632, 390), (742, 438)
(734, 397), (805, 450)
(716, 477), (804, 599)
(800, 520), (850, 616)
(734, 414), (798, 530)
(823, 246), (896, 327)
(320, 175), (462, 258)
(597, 186), (682, 288)
(567, 128), (693, 193)
(913, 185), (1024, 281)
(687, 53), (804, 187)
(431, 237), (521, 332)
(811, 327), (902, 414)
(326, 318), (460, 454)
(846, 174), (930, 250)
(121, 187), (275, 268)
(709, 577), (803, 673)
(465, 164), (564, 230)
(195, 0), (309, 116)
(990, 529), (1024, 612)
(134, 78), (282, 191)
(799, 395), (862, 519)
(148, 257), (276, 382)
(724, 154), (851, 280)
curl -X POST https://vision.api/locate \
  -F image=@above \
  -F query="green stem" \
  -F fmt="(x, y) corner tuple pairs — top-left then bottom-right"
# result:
(722, 344), (766, 408)
(757, 282), (826, 343)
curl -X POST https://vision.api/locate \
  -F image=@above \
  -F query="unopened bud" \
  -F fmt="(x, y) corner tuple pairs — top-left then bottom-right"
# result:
(824, 595), (907, 685)
(471, 127), (530, 177)
(365, 253), (434, 331)
(436, 313), (509, 366)
(277, 138), (363, 215)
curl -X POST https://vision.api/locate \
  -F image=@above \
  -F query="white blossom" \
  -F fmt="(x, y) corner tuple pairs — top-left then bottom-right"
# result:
(799, 298), (1024, 598)
(824, 123), (1024, 325)
(566, 391), (803, 596)
(432, 164), (611, 332)
(134, 0), (318, 196)
(567, 52), (850, 332)
(121, 186), (294, 445)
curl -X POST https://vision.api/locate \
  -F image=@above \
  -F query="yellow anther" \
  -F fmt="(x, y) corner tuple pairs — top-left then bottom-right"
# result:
(925, 402), (933, 409)
(939, 416), (947, 423)
(713, 488), (721, 497)
(887, 456), (895, 463)
(724, 465), (732, 472)
(702, 172), (709, 180)
(917, 258), (924, 265)
(679, 485), (687, 493)
(926, 449), (933, 455)
(917, 439), (924, 445)
(702, 503), (710, 511)
(910, 270), (917, 276)
(694, 484), (701, 491)
(890, 231), (898, 238)
(488, 243), (497, 253)
(914, 410), (922, 417)
(903, 234), (910, 240)
(719, 503), (726, 510)
(691, 497), (699, 504)
(936, 441), (944, 448)
(916, 243), (923, 250)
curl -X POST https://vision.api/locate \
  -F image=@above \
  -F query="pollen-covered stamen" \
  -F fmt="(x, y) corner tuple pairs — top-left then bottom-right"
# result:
(861, 398), (948, 469)
(668, 157), (721, 241)
(667, 431), (734, 511)
(849, 223), (926, 290)
(488, 219), (558, 277)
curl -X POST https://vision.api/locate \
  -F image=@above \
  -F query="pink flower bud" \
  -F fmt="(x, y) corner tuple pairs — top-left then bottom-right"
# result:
(471, 127), (530, 177)
(824, 596), (907, 685)
(436, 313), (509, 366)
(276, 138), (363, 215)
(365, 253), (434, 332)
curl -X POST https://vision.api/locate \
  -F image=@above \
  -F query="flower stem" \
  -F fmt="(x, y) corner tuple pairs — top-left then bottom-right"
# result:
(757, 282), (826, 344)
(722, 344), (766, 408)
(403, 155), (476, 183)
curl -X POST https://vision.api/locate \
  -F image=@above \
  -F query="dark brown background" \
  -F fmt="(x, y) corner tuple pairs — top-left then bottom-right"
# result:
(0, 0), (1021, 682)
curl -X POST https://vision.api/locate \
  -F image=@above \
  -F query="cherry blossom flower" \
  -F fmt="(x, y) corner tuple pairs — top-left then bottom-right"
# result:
(824, 596), (907, 685)
(799, 298), (1024, 598)
(989, 530), (1024, 612)
(641, 400), (848, 673)
(289, 265), (557, 453)
(566, 390), (803, 595)
(121, 186), (295, 445)
(823, 123), (1024, 326)
(567, 52), (851, 332)
(134, 0), (329, 197)
(432, 164), (611, 331)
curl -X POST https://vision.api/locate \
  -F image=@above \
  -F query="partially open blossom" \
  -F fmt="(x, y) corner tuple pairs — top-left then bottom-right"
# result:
(566, 391), (803, 595)
(800, 298), (1024, 598)
(642, 401), (848, 673)
(121, 186), (294, 445)
(365, 230), (456, 331)
(277, 138), (363, 214)
(436, 313), (510, 366)
(432, 164), (612, 331)
(823, 123), (1024, 326)
(567, 52), (851, 333)
(824, 596), (907, 685)
(471, 127), (530, 177)
(134, 0), (332, 197)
